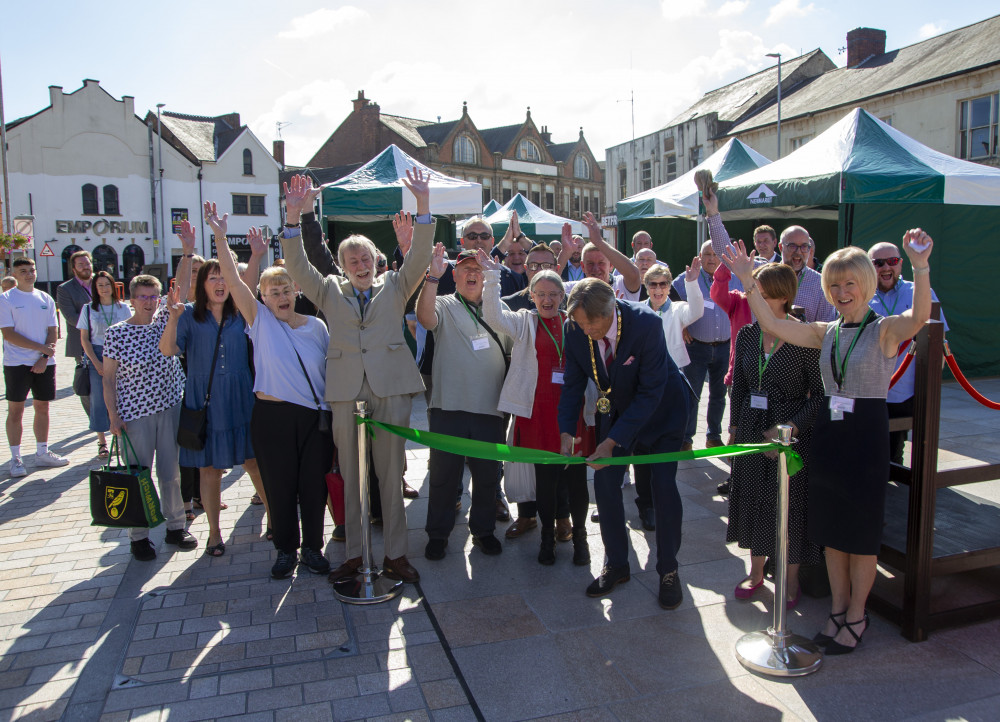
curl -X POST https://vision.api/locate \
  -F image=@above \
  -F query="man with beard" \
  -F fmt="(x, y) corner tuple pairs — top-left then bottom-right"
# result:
(868, 241), (947, 465)
(57, 251), (95, 416)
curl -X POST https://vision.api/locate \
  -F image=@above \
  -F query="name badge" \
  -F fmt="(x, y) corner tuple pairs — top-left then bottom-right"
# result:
(750, 393), (768, 410)
(829, 395), (855, 413)
(831, 409), (844, 421)
(703, 300), (716, 310)
(471, 334), (490, 351)
(551, 368), (565, 385)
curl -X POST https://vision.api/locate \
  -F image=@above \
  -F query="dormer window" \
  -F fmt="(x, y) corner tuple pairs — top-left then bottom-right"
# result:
(453, 134), (477, 165)
(573, 155), (591, 179)
(243, 149), (254, 175)
(517, 139), (541, 162)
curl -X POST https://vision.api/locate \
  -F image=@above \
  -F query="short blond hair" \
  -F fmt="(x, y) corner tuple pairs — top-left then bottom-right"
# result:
(259, 266), (293, 293)
(643, 264), (673, 288)
(821, 247), (877, 307)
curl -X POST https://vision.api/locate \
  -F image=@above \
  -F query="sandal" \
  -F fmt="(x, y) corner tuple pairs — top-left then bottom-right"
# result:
(192, 498), (204, 510)
(250, 493), (264, 506)
(204, 540), (226, 557)
(825, 612), (869, 655)
(813, 611), (846, 646)
(185, 508), (196, 522)
(98, 443), (110, 460)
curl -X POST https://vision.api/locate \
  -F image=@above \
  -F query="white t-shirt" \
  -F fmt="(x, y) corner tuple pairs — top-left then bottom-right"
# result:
(564, 277), (641, 303)
(0, 288), (57, 367)
(77, 303), (133, 346)
(248, 301), (330, 410)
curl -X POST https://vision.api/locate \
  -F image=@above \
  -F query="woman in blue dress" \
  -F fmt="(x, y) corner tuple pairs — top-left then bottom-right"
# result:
(160, 258), (270, 556)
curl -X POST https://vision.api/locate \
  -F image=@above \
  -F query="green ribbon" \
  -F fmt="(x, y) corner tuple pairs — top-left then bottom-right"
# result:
(355, 417), (803, 475)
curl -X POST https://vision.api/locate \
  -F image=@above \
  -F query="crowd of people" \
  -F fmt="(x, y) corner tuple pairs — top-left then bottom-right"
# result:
(0, 170), (940, 654)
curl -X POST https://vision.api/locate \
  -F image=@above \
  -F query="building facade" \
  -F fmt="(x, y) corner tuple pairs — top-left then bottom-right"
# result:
(2, 80), (281, 289)
(308, 92), (604, 220)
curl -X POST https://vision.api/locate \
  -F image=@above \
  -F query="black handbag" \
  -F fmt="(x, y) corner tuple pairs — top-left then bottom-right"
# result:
(177, 318), (225, 451)
(90, 433), (165, 528)
(73, 307), (92, 396)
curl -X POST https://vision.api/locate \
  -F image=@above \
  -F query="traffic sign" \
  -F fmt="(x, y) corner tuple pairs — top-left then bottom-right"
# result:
(40, 242), (55, 257)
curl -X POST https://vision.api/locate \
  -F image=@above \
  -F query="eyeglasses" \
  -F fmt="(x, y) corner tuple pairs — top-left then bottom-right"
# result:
(871, 257), (901, 268)
(464, 231), (492, 241)
(526, 262), (555, 271)
(264, 288), (295, 299)
(532, 291), (563, 301)
(782, 242), (811, 253)
(646, 281), (669, 289)
(134, 294), (159, 302)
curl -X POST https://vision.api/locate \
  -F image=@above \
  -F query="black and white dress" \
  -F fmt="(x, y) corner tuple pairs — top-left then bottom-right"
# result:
(727, 322), (824, 564)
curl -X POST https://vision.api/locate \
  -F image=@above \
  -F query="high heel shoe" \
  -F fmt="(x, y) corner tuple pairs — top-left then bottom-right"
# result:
(812, 611), (846, 646)
(825, 612), (869, 655)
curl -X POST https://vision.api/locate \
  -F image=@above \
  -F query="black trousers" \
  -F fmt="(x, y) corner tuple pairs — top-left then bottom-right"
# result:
(426, 409), (502, 540)
(180, 466), (200, 504)
(633, 464), (653, 513)
(251, 399), (333, 553)
(533, 463), (588, 531)
(887, 396), (914, 466)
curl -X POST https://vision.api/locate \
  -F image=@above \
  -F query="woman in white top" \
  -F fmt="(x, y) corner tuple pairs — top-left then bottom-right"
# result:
(78, 270), (133, 459)
(212, 218), (334, 582)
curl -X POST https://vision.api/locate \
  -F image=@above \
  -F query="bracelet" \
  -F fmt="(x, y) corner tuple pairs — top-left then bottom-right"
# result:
(424, 273), (440, 284)
(283, 222), (300, 228)
(745, 282), (758, 297)
(913, 266), (930, 275)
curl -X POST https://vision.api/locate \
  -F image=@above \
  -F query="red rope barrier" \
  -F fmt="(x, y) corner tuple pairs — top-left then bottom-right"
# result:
(888, 343), (914, 389)
(944, 342), (1000, 410)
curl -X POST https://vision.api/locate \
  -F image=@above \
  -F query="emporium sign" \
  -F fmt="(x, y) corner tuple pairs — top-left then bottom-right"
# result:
(55, 219), (150, 235)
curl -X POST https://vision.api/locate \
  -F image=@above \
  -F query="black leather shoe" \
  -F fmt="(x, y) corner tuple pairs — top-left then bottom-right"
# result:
(271, 550), (296, 579)
(640, 508), (656, 531)
(472, 534), (503, 556)
(164, 528), (198, 550)
(130, 538), (156, 561)
(658, 569), (683, 609)
(586, 565), (630, 597)
(300, 547), (330, 575)
(425, 538), (447, 561)
(717, 479), (731, 496)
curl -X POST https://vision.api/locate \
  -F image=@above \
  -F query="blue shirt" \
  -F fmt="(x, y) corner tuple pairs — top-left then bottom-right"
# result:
(868, 279), (947, 403)
(673, 270), (730, 343)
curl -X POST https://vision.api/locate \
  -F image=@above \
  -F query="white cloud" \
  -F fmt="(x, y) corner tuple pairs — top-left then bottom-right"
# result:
(277, 6), (367, 40)
(765, 0), (815, 26)
(918, 22), (943, 39)
(661, 0), (708, 19)
(717, 0), (749, 16)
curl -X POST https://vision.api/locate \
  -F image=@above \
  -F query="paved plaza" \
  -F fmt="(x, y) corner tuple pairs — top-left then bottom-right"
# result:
(1, 363), (1000, 721)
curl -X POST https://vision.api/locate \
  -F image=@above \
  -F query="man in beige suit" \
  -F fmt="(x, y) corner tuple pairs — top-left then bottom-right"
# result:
(281, 171), (433, 584)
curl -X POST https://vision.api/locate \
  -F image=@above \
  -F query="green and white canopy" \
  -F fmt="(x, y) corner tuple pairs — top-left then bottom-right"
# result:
(321, 144), (482, 219)
(717, 108), (1000, 217)
(616, 139), (771, 221)
(485, 193), (584, 239)
(483, 199), (502, 216)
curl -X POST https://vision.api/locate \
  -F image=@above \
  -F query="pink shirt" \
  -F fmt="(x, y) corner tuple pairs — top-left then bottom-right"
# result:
(711, 264), (752, 386)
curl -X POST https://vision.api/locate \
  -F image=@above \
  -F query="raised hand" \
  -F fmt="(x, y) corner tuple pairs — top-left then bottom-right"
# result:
(282, 174), (326, 221)
(684, 255), (702, 282)
(393, 212), (414, 256)
(247, 226), (267, 257)
(721, 238), (756, 284)
(561, 222), (573, 247)
(582, 211), (602, 242)
(902, 228), (932, 267)
(510, 210), (520, 238)
(702, 185), (720, 217)
(166, 285), (185, 320)
(475, 248), (500, 272)
(203, 201), (228, 238)
(402, 168), (431, 215)
(176, 219), (197, 253)
(428, 242), (448, 277)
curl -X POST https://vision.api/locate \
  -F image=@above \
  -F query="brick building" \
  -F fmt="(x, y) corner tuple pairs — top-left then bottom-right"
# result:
(308, 91), (604, 219)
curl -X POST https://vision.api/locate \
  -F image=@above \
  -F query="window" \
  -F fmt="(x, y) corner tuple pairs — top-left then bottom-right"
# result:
(573, 188), (581, 214)
(103, 185), (120, 215)
(243, 149), (253, 176)
(545, 184), (555, 211)
(573, 155), (591, 179)
(618, 166), (627, 200)
(482, 178), (491, 207)
(531, 183), (541, 206)
(789, 135), (812, 151)
(502, 180), (513, 203)
(233, 194), (266, 215)
(960, 93), (999, 160)
(593, 194), (600, 213)
(640, 161), (652, 191)
(879, 115), (894, 127)
(664, 153), (677, 182)
(517, 139), (541, 162)
(82, 184), (99, 215)
(583, 195), (590, 213)
(562, 188), (570, 214)
(453, 134), (477, 165)
(517, 181), (528, 199)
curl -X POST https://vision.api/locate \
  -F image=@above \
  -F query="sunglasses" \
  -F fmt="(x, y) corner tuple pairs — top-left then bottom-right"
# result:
(464, 231), (492, 241)
(646, 281), (669, 289)
(526, 262), (555, 271)
(871, 257), (901, 268)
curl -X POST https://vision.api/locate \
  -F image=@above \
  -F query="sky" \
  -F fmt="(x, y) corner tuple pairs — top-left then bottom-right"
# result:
(2, 1), (995, 167)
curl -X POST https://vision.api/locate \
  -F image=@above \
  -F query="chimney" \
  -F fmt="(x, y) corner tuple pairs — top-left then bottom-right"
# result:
(540, 125), (552, 143)
(48, 85), (64, 115)
(220, 113), (241, 129)
(122, 95), (135, 122)
(847, 27), (886, 68)
(353, 90), (370, 112)
(272, 140), (285, 168)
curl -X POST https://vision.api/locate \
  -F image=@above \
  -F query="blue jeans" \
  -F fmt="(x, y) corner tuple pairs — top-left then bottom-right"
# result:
(88, 345), (111, 433)
(682, 341), (729, 443)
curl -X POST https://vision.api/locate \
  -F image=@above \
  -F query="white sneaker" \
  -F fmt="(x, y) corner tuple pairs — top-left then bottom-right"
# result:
(10, 458), (27, 477)
(35, 450), (70, 468)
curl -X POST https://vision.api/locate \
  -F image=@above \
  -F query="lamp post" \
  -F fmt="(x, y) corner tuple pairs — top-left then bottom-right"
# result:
(156, 103), (166, 264)
(766, 53), (782, 159)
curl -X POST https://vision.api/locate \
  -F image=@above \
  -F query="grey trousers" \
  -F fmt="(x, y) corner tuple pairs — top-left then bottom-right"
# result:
(124, 403), (185, 541)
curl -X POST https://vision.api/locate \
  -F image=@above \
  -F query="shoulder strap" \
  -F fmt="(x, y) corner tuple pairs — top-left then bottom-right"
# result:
(477, 315), (510, 375)
(202, 316), (226, 406)
(278, 319), (323, 410)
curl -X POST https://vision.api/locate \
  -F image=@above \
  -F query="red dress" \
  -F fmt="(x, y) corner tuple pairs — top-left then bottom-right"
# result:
(513, 315), (595, 455)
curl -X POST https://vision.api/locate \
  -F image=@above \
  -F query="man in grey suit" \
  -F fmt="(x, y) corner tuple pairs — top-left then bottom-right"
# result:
(56, 250), (94, 415)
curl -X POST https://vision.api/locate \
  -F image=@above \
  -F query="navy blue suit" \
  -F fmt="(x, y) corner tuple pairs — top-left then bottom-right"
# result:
(558, 301), (689, 575)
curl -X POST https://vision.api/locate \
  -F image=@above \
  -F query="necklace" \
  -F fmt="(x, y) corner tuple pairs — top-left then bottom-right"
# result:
(588, 310), (622, 414)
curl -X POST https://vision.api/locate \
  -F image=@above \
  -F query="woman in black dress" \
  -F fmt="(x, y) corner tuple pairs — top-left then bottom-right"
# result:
(728, 263), (823, 607)
(725, 229), (933, 655)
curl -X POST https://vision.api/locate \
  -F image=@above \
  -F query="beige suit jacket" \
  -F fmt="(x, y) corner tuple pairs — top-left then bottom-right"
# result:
(282, 222), (435, 402)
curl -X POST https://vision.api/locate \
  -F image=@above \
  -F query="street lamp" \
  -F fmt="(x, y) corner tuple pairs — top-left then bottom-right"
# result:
(766, 53), (782, 159)
(156, 103), (166, 263)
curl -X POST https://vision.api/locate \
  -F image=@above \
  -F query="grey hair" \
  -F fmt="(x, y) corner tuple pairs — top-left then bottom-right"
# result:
(336, 234), (379, 269)
(529, 269), (565, 294)
(567, 278), (615, 320)
(779, 225), (812, 247)
(129, 274), (161, 296)
(462, 215), (493, 236)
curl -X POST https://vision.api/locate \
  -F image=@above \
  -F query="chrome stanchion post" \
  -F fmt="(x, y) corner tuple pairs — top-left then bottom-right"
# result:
(333, 401), (403, 605)
(735, 424), (821, 676)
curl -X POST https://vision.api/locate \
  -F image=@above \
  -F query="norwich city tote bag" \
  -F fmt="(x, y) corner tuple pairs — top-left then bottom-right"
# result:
(90, 433), (166, 529)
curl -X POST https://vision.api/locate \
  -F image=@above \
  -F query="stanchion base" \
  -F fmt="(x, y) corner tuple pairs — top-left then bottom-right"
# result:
(333, 570), (403, 605)
(735, 630), (822, 677)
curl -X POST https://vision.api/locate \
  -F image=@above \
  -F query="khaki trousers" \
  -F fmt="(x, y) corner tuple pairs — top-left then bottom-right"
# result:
(331, 377), (412, 560)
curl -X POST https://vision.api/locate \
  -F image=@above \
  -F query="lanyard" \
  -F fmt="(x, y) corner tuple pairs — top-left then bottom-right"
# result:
(831, 309), (875, 391)
(99, 303), (115, 327)
(757, 318), (785, 391)
(538, 313), (565, 366)
(875, 291), (898, 316)
(458, 293), (481, 331)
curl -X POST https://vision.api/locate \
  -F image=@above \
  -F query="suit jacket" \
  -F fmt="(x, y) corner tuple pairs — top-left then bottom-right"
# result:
(283, 221), (435, 402)
(56, 279), (92, 358)
(558, 300), (688, 450)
